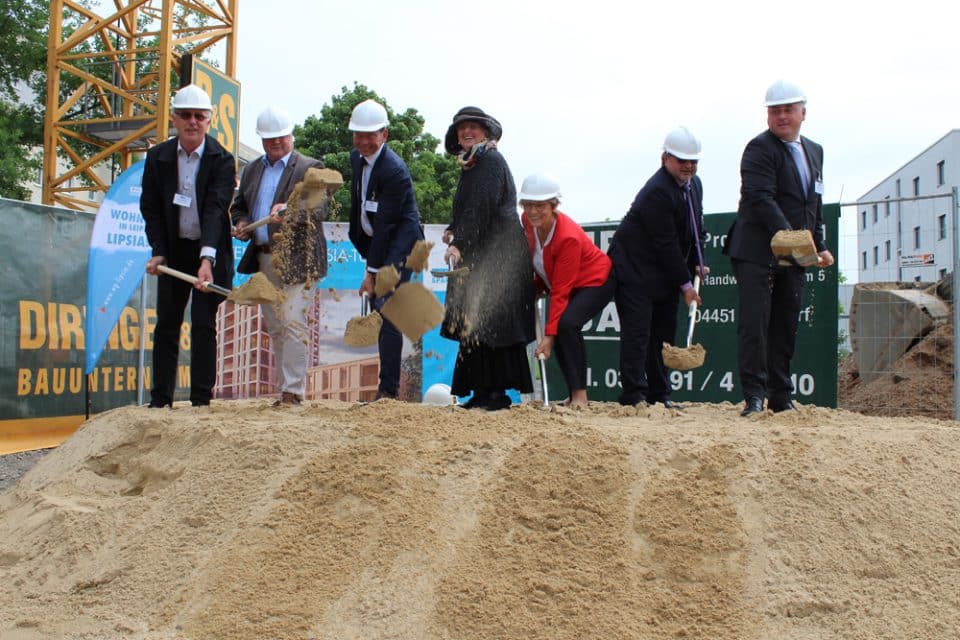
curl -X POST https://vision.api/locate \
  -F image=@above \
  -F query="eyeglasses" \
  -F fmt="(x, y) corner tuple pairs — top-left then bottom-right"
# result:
(668, 154), (698, 166)
(175, 111), (209, 122)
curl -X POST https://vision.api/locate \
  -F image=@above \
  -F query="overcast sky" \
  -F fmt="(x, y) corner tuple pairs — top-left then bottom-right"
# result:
(229, 0), (957, 281)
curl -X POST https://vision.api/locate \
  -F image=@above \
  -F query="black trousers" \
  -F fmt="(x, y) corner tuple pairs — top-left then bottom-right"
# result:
(151, 240), (223, 405)
(731, 259), (804, 404)
(373, 267), (413, 396)
(552, 271), (616, 394)
(614, 283), (679, 406)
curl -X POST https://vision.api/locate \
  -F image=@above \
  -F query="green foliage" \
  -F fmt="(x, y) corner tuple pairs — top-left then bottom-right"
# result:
(293, 83), (459, 223)
(0, 0), (46, 199)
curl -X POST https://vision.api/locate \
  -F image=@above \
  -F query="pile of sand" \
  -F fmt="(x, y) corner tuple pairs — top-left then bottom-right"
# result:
(1, 401), (959, 639)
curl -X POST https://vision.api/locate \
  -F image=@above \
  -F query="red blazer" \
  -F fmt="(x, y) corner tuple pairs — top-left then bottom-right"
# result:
(522, 211), (611, 335)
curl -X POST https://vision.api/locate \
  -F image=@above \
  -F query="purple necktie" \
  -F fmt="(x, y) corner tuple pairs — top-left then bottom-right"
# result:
(685, 182), (705, 277)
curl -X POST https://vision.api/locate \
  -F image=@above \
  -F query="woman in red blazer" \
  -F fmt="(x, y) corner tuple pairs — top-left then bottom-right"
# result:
(520, 173), (615, 408)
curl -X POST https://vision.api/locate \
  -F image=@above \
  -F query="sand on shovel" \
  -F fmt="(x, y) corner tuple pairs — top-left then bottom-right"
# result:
(375, 265), (401, 297)
(226, 272), (285, 306)
(771, 229), (818, 267)
(662, 342), (706, 370)
(405, 240), (434, 272)
(381, 282), (444, 341)
(343, 311), (382, 347)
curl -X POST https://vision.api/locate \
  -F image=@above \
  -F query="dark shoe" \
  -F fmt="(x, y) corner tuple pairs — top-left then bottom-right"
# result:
(740, 396), (764, 417)
(661, 400), (684, 410)
(273, 392), (302, 407)
(484, 393), (512, 411)
(461, 392), (489, 410)
(768, 400), (795, 413)
(374, 390), (398, 401)
(191, 400), (210, 407)
(148, 400), (171, 408)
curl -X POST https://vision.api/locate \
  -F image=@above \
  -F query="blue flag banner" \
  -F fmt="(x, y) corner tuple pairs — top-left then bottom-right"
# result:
(84, 161), (150, 374)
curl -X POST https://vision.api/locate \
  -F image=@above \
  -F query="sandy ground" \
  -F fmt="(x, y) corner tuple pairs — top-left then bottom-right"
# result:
(1, 399), (959, 640)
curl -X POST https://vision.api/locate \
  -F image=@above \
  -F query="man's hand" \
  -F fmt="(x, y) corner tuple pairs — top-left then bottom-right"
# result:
(196, 259), (214, 291)
(683, 287), (702, 309)
(359, 272), (375, 298)
(534, 335), (554, 360)
(270, 202), (287, 222)
(817, 250), (835, 268)
(232, 220), (250, 240)
(146, 256), (165, 275)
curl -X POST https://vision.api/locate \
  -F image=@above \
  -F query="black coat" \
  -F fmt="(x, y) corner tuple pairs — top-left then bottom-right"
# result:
(724, 129), (825, 265)
(608, 167), (705, 301)
(140, 134), (235, 287)
(440, 149), (535, 348)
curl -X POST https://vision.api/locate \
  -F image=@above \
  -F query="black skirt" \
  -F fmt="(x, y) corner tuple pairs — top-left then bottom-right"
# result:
(450, 342), (533, 397)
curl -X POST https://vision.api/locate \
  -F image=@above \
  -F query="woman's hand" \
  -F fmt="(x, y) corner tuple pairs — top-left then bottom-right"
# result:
(535, 335), (554, 360)
(444, 245), (462, 267)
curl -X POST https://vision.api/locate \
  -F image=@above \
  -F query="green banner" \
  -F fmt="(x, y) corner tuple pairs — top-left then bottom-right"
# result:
(544, 205), (840, 406)
(1, 199), (192, 428)
(185, 56), (241, 159)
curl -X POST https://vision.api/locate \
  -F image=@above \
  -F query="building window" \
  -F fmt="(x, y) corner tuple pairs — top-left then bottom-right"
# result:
(873, 246), (879, 265)
(913, 176), (920, 196)
(861, 210), (867, 229)
(939, 214), (947, 240)
(937, 160), (945, 187)
(862, 251), (868, 270)
(914, 226), (921, 249)
(941, 268), (949, 280)
(884, 197), (891, 217)
(885, 240), (891, 261)
(872, 204), (878, 223)
(895, 179), (901, 197)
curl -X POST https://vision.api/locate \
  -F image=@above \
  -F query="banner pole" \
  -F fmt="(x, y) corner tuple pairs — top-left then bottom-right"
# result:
(138, 282), (146, 406)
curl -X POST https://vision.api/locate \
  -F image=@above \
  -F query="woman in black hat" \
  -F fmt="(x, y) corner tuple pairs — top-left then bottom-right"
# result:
(440, 107), (535, 410)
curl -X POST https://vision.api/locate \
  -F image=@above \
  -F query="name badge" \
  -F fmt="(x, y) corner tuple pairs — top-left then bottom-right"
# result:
(365, 200), (379, 213)
(173, 193), (192, 207)
(814, 179), (824, 195)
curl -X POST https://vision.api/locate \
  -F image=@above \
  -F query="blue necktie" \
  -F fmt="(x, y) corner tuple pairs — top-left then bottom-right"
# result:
(788, 141), (810, 192)
(684, 182), (705, 276)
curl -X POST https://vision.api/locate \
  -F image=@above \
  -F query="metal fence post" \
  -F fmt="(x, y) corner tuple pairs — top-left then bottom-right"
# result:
(953, 187), (959, 420)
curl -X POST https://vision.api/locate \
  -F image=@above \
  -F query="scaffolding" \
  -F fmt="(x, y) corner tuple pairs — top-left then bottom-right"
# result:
(43, 0), (239, 210)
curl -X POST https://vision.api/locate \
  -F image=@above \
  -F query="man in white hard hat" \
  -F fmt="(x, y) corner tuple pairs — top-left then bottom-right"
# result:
(347, 98), (424, 400)
(607, 126), (707, 409)
(141, 83), (236, 407)
(232, 106), (328, 406)
(723, 80), (834, 416)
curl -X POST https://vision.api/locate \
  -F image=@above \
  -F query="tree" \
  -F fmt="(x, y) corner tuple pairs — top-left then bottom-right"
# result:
(294, 84), (460, 224)
(0, 0), (47, 199)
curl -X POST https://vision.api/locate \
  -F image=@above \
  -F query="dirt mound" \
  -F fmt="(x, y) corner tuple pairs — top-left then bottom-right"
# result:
(1, 401), (959, 639)
(839, 322), (954, 419)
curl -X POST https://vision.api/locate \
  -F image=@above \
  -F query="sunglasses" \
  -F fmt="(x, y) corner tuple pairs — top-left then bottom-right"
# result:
(175, 111), (209, 122)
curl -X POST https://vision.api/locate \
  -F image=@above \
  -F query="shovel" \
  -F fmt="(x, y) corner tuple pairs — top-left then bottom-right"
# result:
(534, 299), (550, 408)
(156, 264), (231, 297)
(430, 255), (469, 278)
(661, 275), (706, 370)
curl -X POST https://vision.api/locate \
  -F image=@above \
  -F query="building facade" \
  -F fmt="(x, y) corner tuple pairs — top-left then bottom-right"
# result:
(856, 129), (959, 283)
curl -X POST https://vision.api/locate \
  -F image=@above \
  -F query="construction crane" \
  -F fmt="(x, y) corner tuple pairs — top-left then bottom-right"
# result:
(43, 0), (239, 211)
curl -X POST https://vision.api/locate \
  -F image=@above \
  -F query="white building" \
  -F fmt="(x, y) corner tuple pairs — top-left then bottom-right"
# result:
(856, 129), (959, 283)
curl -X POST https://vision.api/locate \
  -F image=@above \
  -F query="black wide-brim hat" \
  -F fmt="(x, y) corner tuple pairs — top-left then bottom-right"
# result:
(444, 106), (503, 155)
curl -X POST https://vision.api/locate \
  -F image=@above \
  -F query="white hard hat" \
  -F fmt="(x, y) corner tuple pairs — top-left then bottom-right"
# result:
(518, 172), (561, 201)
(764, 80), (806, 107)
(348, 99), (389, 132)
(256, 106), (293, 138)
(172, 84), (213, 111)
(423, 383), (452, 406)
(663, 126), (702, 160)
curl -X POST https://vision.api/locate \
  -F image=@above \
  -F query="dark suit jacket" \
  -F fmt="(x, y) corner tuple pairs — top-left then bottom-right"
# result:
(348, 145), (423, 270)
(232, 150), (328, 281)
(140, 134), (236, 287)
(724, 129), (825, 265)
(608, 167), (706, 300)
